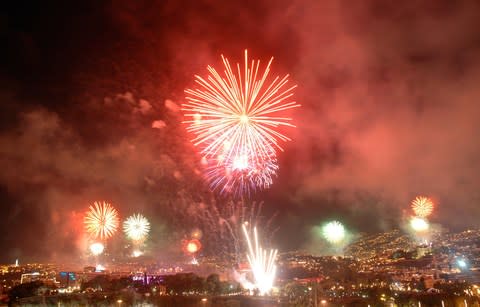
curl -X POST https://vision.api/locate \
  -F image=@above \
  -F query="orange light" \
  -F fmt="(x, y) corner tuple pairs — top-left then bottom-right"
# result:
(183, 239), (202, 254)
(187, 242), (199, 253)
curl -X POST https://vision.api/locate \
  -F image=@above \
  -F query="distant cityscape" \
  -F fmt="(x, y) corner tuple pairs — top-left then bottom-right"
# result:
(2, 228), (480, 306)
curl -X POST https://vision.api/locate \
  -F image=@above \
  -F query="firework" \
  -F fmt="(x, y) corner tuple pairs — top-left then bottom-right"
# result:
(95, 264), (106, 272)
(205, 149), (278, 196)
(411, 196), (434, 218)
(183, 50), (299, 194)
(410, 217), (429, 232)
(322, 221), (346, 244)
(190, 228), (203, 239)
(84, 201), (119, 240)
(89, 242), (104, 256)
(242, 224), (277, 295)
(186, 241), (200, 253)
(178, 199), (277, 262)
(183, 239), (202, 254)
(132, 250), (143, 258)
(123, 214), (150, 242)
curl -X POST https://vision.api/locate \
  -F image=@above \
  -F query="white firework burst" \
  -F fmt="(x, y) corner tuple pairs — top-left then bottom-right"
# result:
(123, 214), (150, 242)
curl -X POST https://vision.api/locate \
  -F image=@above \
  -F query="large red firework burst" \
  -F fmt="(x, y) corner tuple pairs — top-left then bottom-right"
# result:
(84, 201), (119, 240)
(183, 50), (299, 195)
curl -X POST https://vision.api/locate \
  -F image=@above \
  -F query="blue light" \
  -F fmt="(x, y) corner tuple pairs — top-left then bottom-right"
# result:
(457, 259), (467, 268)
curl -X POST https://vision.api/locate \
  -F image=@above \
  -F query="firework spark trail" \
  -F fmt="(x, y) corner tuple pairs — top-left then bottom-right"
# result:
(176, 198), (277, 262)
(242, 224), (277, 295)
(183, 50), (299, 195)
(411, 196), (434, 218)
(84, 201), (119, 240)
(123, 214), (150, 242)
(205, 151), (279, 196)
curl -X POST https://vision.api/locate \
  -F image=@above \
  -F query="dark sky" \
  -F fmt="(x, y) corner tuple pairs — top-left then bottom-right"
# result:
(1, 0), (480, 263)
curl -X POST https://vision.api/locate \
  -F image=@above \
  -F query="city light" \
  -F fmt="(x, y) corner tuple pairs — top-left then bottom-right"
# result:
(95, 264), (106, 272)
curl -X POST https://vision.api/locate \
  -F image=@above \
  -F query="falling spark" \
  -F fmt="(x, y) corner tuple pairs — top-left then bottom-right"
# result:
(242, 224), (277, 295)
(84, 201), (119, 240)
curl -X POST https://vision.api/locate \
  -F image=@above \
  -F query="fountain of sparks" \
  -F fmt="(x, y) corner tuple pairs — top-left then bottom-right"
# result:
(242, 223), (277, 295)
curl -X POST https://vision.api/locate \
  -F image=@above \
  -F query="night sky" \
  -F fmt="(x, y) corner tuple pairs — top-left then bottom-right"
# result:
(1, 0), (480, 263)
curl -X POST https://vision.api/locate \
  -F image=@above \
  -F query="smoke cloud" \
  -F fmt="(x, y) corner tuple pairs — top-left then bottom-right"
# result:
(1, 0), (480, 259)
